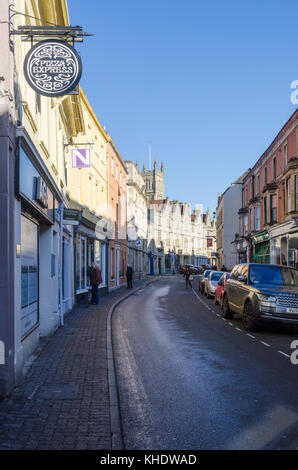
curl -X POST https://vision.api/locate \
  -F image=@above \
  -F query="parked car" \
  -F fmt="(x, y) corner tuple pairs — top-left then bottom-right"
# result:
(180, 264), (196, 274)
(222, 263), (298, 331)
(198, 269), (213, 293)
(191, 266), (203, 275)
(204, 271), (225, 298)
(214, 272), (230, 306)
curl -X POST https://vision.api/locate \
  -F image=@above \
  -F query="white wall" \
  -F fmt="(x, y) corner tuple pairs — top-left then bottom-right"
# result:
(223, 184), (242, 270)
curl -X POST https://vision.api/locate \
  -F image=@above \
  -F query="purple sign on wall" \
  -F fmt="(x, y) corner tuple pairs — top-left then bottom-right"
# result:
(72, 149), (91, 168)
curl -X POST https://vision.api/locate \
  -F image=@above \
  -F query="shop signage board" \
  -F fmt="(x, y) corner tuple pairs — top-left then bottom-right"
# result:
(23, 39), (82, 97)
(63, 208), (81, 225)
(71, 148), (91, 168)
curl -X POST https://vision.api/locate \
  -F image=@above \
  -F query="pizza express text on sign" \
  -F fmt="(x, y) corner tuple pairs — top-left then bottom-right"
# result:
(23, 39), (82, 97)
(32, 60), (74, 75)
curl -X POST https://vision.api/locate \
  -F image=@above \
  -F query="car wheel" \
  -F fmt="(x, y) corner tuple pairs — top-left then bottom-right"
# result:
(243, 300), (257, 331)
(222, 295), (234, 319)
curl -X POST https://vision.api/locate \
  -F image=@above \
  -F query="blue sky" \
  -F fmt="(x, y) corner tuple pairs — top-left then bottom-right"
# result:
(69, 0), (298, 214)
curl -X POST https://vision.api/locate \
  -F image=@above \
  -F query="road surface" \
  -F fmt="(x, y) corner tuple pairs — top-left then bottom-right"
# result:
(113, 275), (298, 450)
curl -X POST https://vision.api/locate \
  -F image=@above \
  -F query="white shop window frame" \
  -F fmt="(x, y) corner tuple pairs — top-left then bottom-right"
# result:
(76, 235), (88, 294)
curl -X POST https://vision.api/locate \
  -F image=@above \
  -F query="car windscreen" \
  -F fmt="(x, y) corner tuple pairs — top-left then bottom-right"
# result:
(204, 270), (212, 278)
(211, 272), (224, 281)
(249, 265), (298, 287)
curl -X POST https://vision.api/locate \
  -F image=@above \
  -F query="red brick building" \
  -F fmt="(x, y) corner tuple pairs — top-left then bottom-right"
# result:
(235, 109), (298, 267)
(107, 134), (128, 289)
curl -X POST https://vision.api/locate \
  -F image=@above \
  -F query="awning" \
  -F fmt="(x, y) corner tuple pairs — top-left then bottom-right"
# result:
(252, 232), (269, 245)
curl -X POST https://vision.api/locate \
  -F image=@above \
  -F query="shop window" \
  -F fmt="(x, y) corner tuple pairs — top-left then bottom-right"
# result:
(271, 238), (281, 265)
(76, 234), (87, 292)
(21, 215), (39, 337)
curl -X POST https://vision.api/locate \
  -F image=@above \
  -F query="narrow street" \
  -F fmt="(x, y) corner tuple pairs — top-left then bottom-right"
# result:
(113, 275), (298, 450)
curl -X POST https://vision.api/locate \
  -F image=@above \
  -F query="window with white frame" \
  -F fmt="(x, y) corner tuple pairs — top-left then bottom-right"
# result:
(256, 175), (260, 194)
(254, 207), (260, 231)
(287, 178), (291, 213)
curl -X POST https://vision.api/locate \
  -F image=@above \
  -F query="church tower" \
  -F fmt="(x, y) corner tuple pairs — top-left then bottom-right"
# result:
(142, 160), (165, 201)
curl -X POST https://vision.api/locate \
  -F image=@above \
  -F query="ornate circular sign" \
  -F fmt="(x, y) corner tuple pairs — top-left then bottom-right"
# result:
(23, 39), (82, 97)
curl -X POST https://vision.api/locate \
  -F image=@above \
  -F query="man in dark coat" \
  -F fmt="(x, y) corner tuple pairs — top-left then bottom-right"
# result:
(91, 263), (102, 304)
(126, 264), (133, 289)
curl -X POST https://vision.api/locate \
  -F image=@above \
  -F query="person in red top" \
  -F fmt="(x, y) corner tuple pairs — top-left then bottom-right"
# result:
(90, 263), (102, 305)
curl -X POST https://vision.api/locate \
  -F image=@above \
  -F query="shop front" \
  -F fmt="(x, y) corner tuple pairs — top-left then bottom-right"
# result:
(252, 231), (270, 264)
(15, 134), (66, 375)
(74, 221), (108, 302)
(269, 219), (298, 267)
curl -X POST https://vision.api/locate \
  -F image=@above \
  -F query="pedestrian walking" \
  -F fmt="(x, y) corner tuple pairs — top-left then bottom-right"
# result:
(126, 264), (133, 289)
(221, 264), (227, 272)
(185, 267), (193, 289)
(90, 263), (102, 304)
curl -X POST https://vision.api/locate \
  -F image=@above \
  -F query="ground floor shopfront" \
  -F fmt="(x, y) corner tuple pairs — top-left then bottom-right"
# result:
(269, 220), (298, 268)
(109, 240), (127, 290)
(74, 223), (108, 302)
(128, 239), (149, 279)
(14, 131), (70, 384)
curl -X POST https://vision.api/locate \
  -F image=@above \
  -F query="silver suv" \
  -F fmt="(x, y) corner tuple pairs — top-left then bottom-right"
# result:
(222, 263), (298, 331)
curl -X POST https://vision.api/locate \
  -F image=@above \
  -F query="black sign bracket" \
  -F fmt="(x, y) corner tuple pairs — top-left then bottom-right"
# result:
(9, 5), (93, 44)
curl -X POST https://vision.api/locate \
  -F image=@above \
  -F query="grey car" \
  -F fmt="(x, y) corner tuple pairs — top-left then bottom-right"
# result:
(198, 269), (213, 293)
(204, 271), (225, 298)
(222, 263), (298, 331)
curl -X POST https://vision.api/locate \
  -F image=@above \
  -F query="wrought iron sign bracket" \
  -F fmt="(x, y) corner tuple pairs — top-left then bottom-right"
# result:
(9, 5), (93, 45)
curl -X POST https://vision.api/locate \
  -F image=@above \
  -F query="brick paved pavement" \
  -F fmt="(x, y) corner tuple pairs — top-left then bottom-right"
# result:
(0, 278), (158, 450)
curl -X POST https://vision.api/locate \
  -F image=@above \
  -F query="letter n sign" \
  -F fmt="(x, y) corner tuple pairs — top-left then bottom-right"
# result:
(72, 149), (91, 168)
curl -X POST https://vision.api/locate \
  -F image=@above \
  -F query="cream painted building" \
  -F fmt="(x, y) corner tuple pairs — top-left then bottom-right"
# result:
(0, 0), (111, 395)
(0, 0), (88, 394)
(126, 161), (149, 279)
(148, 199), (217, 274)
(68, 89), (110, 300)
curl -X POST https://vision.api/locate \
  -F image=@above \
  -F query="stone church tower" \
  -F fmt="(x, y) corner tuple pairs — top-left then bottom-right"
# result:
(142, 160), (165, 201)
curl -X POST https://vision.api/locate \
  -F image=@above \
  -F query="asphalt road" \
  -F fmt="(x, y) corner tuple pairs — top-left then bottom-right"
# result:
(113, 275), (298, 450)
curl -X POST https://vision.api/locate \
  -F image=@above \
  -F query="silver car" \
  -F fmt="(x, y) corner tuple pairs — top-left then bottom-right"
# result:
(204, 271), (225, 298)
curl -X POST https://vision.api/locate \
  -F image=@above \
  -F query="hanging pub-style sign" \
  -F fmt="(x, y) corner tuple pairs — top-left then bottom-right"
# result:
(23, 39), (82, 97)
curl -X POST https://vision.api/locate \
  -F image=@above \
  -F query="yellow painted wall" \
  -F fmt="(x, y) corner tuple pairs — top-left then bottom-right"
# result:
(14, 0), (83, 203)
(69, 89), (109, 219)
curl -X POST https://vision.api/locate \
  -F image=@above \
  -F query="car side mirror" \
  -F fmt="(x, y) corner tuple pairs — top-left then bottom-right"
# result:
(238, 275), (247, 283)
